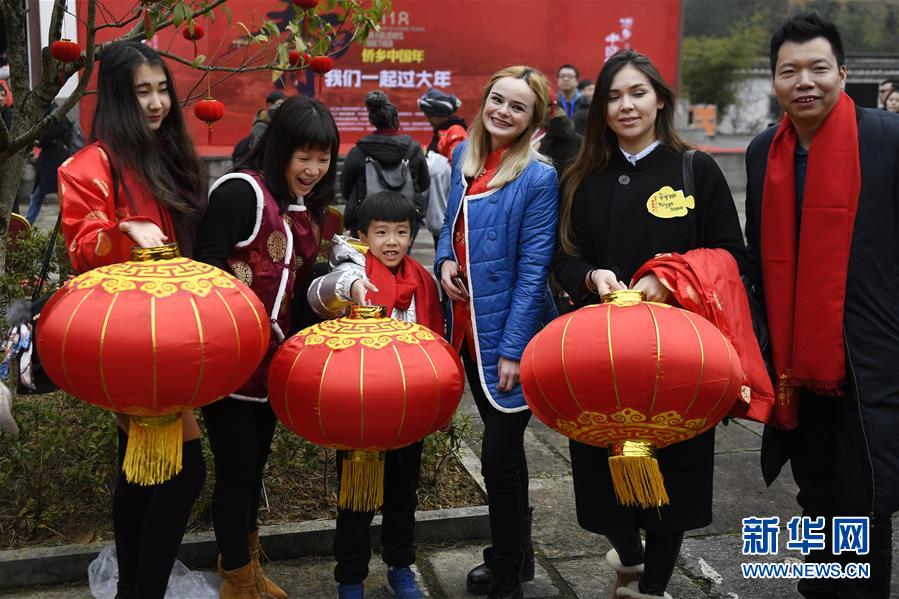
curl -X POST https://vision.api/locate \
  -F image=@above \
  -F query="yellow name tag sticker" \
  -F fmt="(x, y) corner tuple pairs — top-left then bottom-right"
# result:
(646, 186), (695, 219)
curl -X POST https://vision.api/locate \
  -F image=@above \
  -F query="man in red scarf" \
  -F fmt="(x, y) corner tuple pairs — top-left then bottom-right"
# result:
(745, 11), (899, 598)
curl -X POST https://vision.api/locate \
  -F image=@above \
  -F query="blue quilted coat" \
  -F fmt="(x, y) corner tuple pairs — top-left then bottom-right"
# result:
(435, 143), (559, 412)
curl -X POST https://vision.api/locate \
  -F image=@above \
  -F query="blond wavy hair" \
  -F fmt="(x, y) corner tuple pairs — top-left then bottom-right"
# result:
(461, 65), (552, 189)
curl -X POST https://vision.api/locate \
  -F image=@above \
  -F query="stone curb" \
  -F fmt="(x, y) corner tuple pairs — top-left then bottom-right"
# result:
(0, 505), (489, 590)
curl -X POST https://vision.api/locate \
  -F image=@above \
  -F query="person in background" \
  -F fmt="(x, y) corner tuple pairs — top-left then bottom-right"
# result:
(884, 88), (899, 113)
(537, 103), (583, 177)
(437, 65), (558, 599)
(341, 90), (429, 238)
(249, 91), (286, 150)
(878, 78), (897, 108)
(196, 95), (339, 598)
(556, 64), (580, 119)
(58, 40), (208, 599)
(0, 85), (10, 130)
(26, 102), (71, 224)
(419, 88), (468, 162)
(748, 11), (899, 598)
(572, 78), (594, 135)
(418, 88), (468, 247)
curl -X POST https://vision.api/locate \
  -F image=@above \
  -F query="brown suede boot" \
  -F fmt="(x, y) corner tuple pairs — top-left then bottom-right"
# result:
(217, 556), (263, 599)
(249, 529), (288, 599)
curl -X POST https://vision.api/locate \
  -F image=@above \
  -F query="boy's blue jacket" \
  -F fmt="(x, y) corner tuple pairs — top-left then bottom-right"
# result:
(434, 142), (559, 412)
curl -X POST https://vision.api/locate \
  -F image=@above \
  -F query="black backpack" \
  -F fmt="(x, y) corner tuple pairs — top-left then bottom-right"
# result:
(362, 141), (426, 219)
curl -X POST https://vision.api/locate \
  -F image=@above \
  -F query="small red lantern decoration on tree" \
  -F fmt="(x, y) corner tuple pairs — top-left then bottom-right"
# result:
(288, 49), (306, 67)
(309, 55), (334, 95)
(37, 245), (270, 485)
(520, 290), (743, 508)
(182, 23), (205, 58)
(268, 305), (464, 511)
(50, 39), (80, 84)
(194, 97), (224, 144)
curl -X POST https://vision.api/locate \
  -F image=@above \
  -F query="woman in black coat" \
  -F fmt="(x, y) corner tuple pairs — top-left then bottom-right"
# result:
(26, 102), (71, 224)
(553, 50), (744, 599)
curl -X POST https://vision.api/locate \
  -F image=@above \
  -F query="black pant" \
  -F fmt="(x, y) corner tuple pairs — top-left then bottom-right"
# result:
(113, 427), (205, 599)
(463, 350), (531, 562)
(607, 528), (684, 596)
(333, 441), (423, 584)
(789, 391), (892, 599)
(201, 397), (278, 570)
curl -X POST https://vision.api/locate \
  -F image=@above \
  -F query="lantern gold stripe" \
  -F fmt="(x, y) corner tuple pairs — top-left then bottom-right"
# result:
(99, 293), (121, 410)
(646, 304), (662, 414)
(527, 334), (565, 420)
(359, 347), (365, 448)
(317, 349), (335, 445)
(389, 346), (407, 448)
(151, 297), (158, 410)
(233, 285), (266, 358)
(282, 345), (307, 432)
(607, 307), (622, 410)
(61, 289), (97, 400)
(707, 327), (736, 420)
(215, 290), (241, 394)
(560, 314), (584, 413)
(681, 310), (706, 416)
(187, 297), (205, 407)
(418, 344), (443, 434)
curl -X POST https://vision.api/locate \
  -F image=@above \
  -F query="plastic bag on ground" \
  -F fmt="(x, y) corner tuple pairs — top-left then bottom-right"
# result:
(88, 544), (220, 598)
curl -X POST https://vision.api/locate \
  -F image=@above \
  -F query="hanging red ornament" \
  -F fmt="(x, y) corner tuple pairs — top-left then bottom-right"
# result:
(288, 49), (302, 67)
(182, 23), (205, 58)
(49, 39), (81, 85)
(309, 55), (334, 95)
(194, 98), (224, 144)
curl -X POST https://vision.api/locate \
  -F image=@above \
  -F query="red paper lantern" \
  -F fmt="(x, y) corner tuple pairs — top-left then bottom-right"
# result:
(288, 50), (304, 67)
(50, 39), (81, 63)
(193, 98), (224, 144)
(309, 55), (334, 95)
(520, 290), (742, 508)
(37, 245), (269, 484)
(268, 305), (464, 510)
(182, 23), (205, 58)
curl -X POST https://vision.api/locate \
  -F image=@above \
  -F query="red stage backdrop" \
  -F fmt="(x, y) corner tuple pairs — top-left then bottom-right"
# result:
(78, 0), (682, 154)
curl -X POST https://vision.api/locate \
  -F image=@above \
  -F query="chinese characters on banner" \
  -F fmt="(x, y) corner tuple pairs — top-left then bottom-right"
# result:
(77, 1), (682, 151)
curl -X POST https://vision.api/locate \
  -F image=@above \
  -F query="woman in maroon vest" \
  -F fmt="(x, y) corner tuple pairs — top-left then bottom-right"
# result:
(194, 95), (340, 597)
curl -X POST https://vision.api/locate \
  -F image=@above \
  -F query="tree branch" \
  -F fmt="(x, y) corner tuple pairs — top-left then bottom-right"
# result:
(48, 0), (66, 43)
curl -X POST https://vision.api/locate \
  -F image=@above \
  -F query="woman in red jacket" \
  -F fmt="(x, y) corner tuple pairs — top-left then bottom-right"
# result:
(58, 41), (207, 599)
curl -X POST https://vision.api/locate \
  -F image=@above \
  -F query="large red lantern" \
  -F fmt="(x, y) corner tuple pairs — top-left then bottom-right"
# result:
(193, 97), (224, 144)
(37, 245), (269, 485)
(269, 305), (464, 511)
(521, 290), (742, 508)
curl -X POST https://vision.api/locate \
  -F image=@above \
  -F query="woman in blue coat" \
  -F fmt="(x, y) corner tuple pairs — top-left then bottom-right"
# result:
(435, 65), (559, 599)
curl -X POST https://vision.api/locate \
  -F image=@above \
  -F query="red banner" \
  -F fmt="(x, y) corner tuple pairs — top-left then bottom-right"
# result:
(79, 0), (682, 154)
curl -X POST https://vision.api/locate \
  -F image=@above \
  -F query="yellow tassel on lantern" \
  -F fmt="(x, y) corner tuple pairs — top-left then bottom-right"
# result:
(122, 413), (183, 486)
(608, 440), (669, 508)
(338, 450), (385, 511)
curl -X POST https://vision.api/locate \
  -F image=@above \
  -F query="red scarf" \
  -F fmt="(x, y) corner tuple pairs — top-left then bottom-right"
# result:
(761, 92), (860, 420)
(633, 249), (776, 426)
(365, 253), (443, 333)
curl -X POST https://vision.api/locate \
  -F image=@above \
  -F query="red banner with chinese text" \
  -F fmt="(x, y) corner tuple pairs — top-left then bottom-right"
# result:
(78, 0), (682, 154)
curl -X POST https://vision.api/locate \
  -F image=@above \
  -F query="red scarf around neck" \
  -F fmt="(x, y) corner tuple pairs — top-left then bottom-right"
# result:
(365, 253), (443, 333)
(761, 92), (860, 414)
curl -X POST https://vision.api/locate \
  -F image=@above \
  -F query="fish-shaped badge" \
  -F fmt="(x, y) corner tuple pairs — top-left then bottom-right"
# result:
(646, 186), (695, 218)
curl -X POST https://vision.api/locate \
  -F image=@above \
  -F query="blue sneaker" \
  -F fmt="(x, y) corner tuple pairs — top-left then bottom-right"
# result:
(385, 566), (424, 599)
(337, 582), (365, 599)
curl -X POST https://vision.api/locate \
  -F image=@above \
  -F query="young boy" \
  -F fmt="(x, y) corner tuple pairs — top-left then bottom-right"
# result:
(307, 191), (442, 599)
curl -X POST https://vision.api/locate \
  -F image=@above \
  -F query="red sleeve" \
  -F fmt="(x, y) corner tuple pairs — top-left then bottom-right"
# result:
(58, 146), (161, 272)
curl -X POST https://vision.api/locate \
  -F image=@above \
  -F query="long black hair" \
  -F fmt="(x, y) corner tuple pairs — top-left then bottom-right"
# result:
(92, 41), (207, 225)
(240, 95), (339, 219)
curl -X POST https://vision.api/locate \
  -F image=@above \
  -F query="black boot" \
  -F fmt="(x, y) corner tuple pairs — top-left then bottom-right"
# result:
(466, 508), (535, 594)
(488, 555), (523, 599)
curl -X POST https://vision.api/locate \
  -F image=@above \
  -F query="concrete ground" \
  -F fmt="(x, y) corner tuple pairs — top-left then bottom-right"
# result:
(9, 195), (898, 598)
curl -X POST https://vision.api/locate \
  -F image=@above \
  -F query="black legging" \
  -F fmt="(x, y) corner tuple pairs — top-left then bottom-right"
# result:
(607, 528), (684, 596)
(463, 350), (531, 562)
(201, 397), (278, 570)
(113, 427), (205, 599)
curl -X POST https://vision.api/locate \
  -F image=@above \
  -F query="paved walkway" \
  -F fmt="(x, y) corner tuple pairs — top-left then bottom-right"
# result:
(10, 198), (898, 598)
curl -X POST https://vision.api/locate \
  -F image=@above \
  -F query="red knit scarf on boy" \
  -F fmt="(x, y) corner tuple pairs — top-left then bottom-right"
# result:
(365, 253), (443, 333)
(761, 91), (860, 406)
